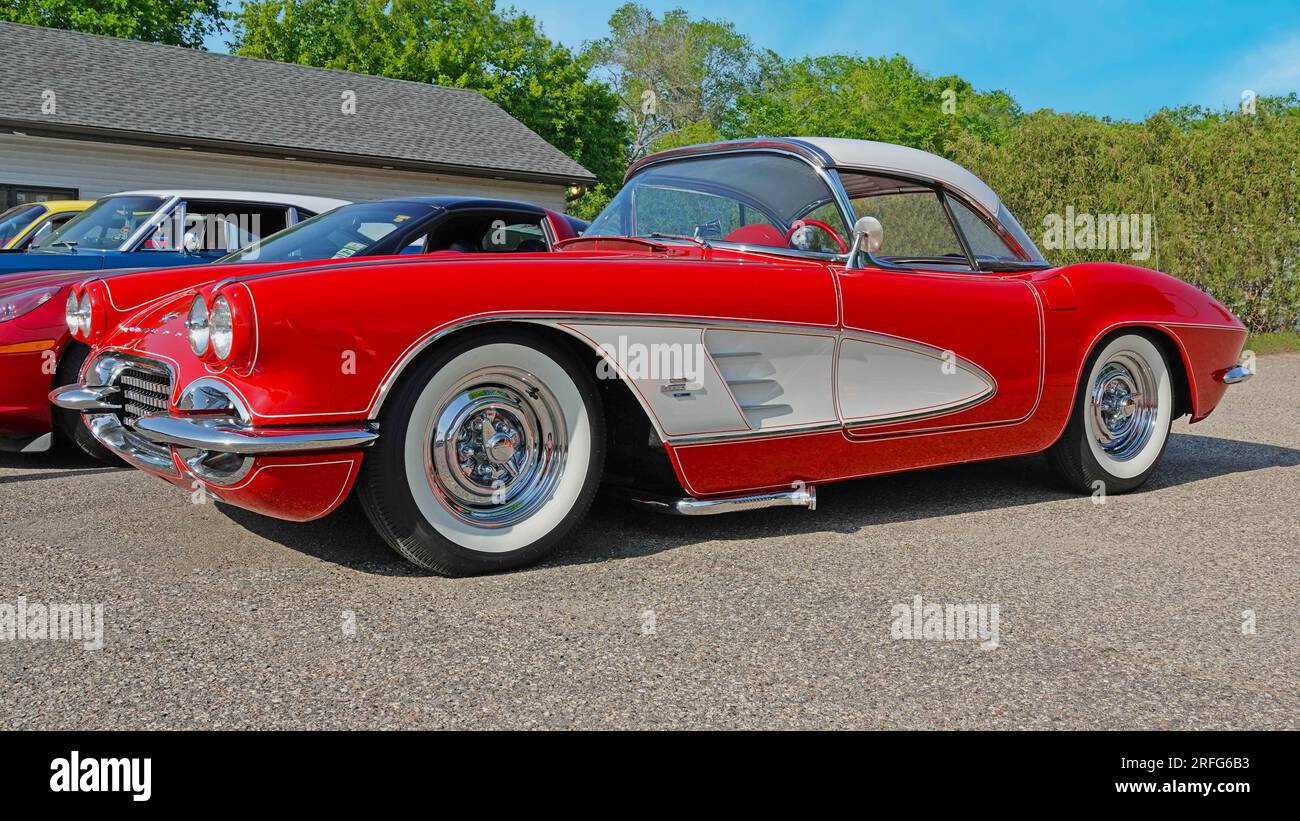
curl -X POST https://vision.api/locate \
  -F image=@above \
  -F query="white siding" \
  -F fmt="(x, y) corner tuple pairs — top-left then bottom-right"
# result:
(0, 133), (568, 211)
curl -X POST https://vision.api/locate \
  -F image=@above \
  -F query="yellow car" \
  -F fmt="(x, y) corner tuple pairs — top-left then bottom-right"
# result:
(0, 200), (94, 250)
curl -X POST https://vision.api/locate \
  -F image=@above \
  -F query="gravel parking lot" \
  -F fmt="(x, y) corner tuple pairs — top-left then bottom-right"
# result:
(1, 355), (1296, 730)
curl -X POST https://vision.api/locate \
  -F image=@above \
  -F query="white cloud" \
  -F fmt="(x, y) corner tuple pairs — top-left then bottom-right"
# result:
(1206, 31), (1300, 105)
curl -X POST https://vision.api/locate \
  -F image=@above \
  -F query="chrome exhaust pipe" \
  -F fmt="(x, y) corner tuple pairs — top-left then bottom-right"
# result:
(630, 486), (816, 516)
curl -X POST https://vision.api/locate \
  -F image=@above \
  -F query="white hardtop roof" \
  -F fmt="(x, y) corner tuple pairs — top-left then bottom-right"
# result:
(793, 137), (1001, 215)
(108, 190), (350, 213)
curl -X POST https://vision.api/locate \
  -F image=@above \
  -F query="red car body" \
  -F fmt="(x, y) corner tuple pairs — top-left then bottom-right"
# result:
(53, 138), (1251, 573)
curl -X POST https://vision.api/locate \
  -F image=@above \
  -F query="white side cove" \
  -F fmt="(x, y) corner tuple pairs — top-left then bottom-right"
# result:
(562, 324), (749, 437)
(703, 329), (837, 429)
(837, 336), (994, 425)
(558, 322), (994, 440)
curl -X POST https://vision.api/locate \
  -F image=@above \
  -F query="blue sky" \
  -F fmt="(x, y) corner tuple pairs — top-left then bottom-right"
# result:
(210, 1), (1300, 120)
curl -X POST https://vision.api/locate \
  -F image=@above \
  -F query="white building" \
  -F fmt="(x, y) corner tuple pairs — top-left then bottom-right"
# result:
(0, 22), (594, 212)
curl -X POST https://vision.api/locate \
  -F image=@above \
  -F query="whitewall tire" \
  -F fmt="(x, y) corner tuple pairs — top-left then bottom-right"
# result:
(1047, 332), (1174, 494)
(358, 328), (604, 575)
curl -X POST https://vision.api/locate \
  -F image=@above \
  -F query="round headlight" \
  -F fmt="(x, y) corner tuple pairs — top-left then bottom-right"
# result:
(186, 295), (210, 356)
(76, 292), (92, 337)
(65, 290), (80, 335)
(209, 295), (234, 360)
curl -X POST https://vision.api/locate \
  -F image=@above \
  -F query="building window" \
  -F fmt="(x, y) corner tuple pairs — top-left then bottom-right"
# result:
(1, 184), (80, 208)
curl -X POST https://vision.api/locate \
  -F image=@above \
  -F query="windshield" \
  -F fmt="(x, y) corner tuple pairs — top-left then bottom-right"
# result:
(35, 196), (166, 251)
(219, 201), (437, 263)
(0, 204), (45, 246)
(586, 153), (848, 253)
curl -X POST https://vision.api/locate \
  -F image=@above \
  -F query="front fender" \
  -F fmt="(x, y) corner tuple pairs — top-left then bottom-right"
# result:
(1048, 262), (1247, 422)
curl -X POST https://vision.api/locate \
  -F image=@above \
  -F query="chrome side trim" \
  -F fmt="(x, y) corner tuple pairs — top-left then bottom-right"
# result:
(667, 420), (843, 445)
(133, 414), (378, 455)
(630, 486), (816, 515)
(369, 313), (841, 418)
(1222, 365), (1253, 385)
(368, 313), (1003, 447)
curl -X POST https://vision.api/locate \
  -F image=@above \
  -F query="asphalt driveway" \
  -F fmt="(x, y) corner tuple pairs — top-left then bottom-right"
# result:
(1, 355), (1296, 729)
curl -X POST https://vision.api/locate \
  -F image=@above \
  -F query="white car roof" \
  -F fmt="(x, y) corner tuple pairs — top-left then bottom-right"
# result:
(108, 190), (350, 214)
(793, 137), (1001, 215)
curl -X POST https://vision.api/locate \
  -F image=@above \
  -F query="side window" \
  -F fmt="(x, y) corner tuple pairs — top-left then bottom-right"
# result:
(145, 202), (291, 253)
(481, 220), (548, 252)
(850, 191), (967, 264)
(421, 214), (552, 254)
(21, 212), (76, 249)
(946, 195), (1018, 261)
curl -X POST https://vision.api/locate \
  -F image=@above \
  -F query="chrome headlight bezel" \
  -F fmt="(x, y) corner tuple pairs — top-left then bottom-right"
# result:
(209, 295), (234, 361)
(74, 292), (92, 337)
(186, 295), (210, 356)
(65, 290), (79, 334)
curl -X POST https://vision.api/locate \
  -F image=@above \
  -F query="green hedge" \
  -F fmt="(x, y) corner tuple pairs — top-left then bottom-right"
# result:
(951, 104), (1300, 333)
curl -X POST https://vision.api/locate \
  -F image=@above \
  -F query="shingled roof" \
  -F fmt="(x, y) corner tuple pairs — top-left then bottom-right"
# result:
(0, 22), (596, 185)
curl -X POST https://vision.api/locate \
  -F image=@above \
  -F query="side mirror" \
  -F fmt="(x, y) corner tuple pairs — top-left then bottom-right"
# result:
(846, 215), (883, 269)
(182, 229), (205, 254)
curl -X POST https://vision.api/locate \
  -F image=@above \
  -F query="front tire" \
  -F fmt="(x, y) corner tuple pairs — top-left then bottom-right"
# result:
(53, 342), (120, 464)
(1046, 332), (1174, 494)
(357, 328), (605, 576)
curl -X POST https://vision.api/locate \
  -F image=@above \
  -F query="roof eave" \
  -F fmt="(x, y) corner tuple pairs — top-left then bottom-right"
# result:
(0, 119), (598, 188)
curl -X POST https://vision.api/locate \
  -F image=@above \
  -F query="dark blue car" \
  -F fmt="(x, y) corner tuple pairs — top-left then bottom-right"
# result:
(0, 190), (349, 277)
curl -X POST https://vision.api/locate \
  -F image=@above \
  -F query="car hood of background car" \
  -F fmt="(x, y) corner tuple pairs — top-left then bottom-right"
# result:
(0, 265), (164, 300)
(0, 247), (115, 275)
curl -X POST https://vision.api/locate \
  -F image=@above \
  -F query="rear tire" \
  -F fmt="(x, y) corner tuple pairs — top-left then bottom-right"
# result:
(1046, 332), (1173, 494)
(53, 342), (120, 464)
(357, 328), (604, 576)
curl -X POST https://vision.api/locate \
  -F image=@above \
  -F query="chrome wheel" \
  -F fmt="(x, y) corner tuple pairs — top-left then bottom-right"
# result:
(425, 366), (567, 528)
(1088, 351), (1158, 461)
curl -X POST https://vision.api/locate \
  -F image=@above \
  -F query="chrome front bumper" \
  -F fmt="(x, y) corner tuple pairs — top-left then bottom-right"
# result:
(50, 378), (378, 482)
(1222, 365), (1253, 384)
(130, 414), (377, 455)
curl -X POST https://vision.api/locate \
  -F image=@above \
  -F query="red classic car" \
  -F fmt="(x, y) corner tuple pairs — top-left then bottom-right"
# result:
(2, 196), (583, 458)
(53, 138), (1252, 576)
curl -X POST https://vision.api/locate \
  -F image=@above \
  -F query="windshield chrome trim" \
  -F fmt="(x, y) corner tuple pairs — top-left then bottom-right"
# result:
(615, 146), (856, 262)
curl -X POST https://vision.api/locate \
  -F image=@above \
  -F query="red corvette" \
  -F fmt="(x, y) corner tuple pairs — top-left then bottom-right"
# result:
(54, 138), (1252, 576)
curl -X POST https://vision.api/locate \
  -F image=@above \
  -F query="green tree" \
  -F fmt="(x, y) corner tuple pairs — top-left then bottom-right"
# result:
(230, 0), (628, 187)
(0, 0), (223, 48)
(586, 3), (757, 160)
(726, 53), (1019, 157)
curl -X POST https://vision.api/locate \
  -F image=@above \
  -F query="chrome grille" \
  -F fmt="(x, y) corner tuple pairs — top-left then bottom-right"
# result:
(116, 363), (173, 425)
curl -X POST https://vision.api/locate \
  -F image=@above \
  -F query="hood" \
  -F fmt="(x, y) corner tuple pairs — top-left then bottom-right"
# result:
(0, 266), (160, 300)
(0, 247), (108, 276)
